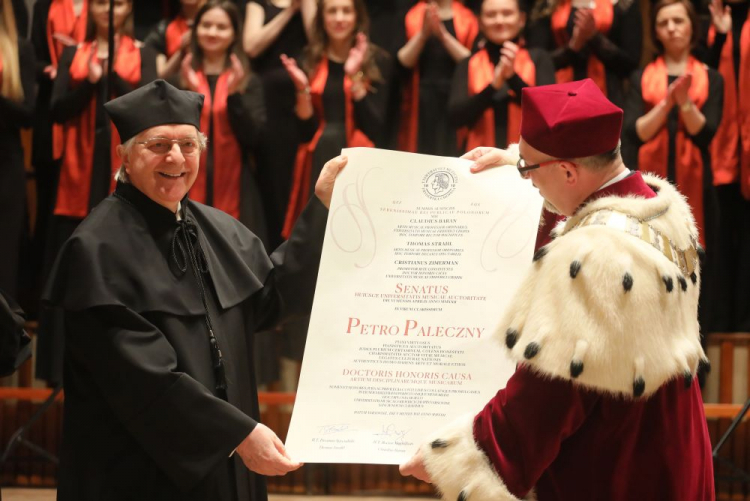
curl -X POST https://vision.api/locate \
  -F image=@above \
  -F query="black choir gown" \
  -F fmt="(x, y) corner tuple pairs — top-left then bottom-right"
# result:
(699, 3), (750, 332)
(248, 0), (308, 249)
(43, 181), (327, 501)
(201, 73), (268, 247)
(448, 41), (556, 149)
(0, 39), (35, 299)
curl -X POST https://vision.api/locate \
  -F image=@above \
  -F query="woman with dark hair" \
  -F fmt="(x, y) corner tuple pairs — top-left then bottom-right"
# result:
(448, 0), (554, 152)
(397, 0), (478, 155)
(623, 0), (723, 330)
(144, 0), (206, 79)
(180, 0), (268, 242)
(702, 0), (750, 333)
(243, 0), (315, 248)
(36, 0), (156, 384)
(0, 0), (36, 298)
(280, 0), (391, 237)
(525, 0), (640, 106)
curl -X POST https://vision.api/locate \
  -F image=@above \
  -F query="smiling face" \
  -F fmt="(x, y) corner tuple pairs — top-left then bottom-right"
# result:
(90, 0), (131, 33)
(654, 2), (693, 55)
(322, 0), (357, 44)
(195, 7), (234, 56)
(120, 124), (202, 212)
(481, 0), (525, 45)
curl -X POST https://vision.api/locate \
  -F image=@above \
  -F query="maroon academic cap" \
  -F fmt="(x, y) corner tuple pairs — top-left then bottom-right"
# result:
(520, 79), (623, 159)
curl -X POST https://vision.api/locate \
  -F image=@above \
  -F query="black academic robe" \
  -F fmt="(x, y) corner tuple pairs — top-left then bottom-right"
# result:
(43, 181), (326, 501)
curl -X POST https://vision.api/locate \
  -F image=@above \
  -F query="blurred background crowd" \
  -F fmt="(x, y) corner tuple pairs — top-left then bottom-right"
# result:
(0, 0), (747, 389)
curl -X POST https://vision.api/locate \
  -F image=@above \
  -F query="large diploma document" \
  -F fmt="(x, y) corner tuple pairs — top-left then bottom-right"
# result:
(285, 148), (543, 464)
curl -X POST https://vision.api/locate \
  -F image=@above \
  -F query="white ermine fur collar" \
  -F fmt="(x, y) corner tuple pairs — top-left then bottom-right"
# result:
(497, 173), (707, 398)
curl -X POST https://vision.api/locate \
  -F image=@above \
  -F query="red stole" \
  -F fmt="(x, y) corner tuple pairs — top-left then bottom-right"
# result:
(708, 12), (750, 198)
(165, 15), (189, 57)
(551, 0), (612, 95)
(465, 47), (536, 151)
(54, 37), (141, 219)
(190, 70), (243, 219)
(638, 56), (709, 246)
(282, 58), (374, 238)
(46, 0), (88, 67)
(47, 0), (88, 160)
(398, 1), (478, 152)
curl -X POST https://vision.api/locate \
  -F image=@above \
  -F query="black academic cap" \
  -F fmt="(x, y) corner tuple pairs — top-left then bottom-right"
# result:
(104, 79), (204, 142)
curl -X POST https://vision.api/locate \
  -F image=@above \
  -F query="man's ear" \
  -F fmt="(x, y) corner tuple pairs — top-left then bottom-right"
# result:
(560, 161), (579, 185)
(116, 145), (130, 171)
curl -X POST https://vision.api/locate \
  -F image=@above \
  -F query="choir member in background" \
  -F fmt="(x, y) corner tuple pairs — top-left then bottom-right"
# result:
(280, 0), (391, 237)
(144, 0), (206, 80)
(279, 0), (391, 365)
(525, 0), (640, 106)
(35, 0), (157, 385)
(0, 0), (36, 299)
(243, 0), (315, 249)
(448, 0), (554, 153)
(623, 0), (723, 332)
(397, 0), (478, 155)
(179, 0), (268, 243)
(702, 0), (750, 333)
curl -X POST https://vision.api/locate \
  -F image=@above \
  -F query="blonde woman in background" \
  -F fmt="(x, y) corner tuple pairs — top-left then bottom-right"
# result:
(0, 0), (36, 299)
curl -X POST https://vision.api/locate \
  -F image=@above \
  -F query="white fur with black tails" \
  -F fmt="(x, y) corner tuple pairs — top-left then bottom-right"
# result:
(421, 414), (534, 501)
(500, 173), (707, 398)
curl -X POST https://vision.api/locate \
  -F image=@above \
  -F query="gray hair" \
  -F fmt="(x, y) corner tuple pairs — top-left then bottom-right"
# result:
(114, 128), (208, 183)
(571, 141), (622, 171)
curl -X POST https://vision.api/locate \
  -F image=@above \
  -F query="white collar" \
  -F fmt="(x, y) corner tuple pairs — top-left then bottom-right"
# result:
(598, 169), (631, 191)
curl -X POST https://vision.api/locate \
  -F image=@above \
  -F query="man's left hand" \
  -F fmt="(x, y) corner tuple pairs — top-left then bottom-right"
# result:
(399, 448), (432, 483)
(315, 155), (348, 208)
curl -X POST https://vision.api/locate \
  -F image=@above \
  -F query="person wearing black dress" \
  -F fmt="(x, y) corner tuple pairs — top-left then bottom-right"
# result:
(279, 0), (391, 359)
(243, 0), (314, 248)
(397, 0), (478, 155)
(0, 0), (36, 299)
(526, 0), (641, 107)
(36, 0), (157, 384)
(623, 0), (723, 332)
(449, 0), (555, 152)
(701, 0), (750, 333)
(179, 0), (268, 243)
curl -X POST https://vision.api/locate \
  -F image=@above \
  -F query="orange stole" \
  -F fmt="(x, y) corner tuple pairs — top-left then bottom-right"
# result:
(638, 56), (709, 246)
(54, 37), (141, 219)
(465, 47), (535, 151)
(708, 24), (739, 185)
(398, 1), (478, 152)
(551, 0), (612, 95)
(282, 58), (374, 238)
(191, 70), (243, 219)
(709, 12), (750, 198)
(47, 0), (88, 160)
(165, 16), (189, 58)
(46, 0), (88, 67)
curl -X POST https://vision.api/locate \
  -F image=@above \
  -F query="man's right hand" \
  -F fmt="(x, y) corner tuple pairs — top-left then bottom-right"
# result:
(236, 423), (302, 476)
(462, 145), (520, 173)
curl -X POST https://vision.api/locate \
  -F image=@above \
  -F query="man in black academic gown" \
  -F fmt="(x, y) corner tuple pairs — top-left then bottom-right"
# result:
(43, 79), (347, 501)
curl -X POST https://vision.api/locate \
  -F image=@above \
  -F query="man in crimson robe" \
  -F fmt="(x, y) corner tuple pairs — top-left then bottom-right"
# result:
(400, 78), (714, 500)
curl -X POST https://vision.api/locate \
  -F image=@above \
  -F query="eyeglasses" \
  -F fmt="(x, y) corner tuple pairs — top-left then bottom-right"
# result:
(516, 158), (560, 179)
(136, 137), (201, 156)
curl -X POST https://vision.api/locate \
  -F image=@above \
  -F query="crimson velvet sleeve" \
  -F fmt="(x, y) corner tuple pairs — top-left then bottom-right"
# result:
(473, 365), (600, 498)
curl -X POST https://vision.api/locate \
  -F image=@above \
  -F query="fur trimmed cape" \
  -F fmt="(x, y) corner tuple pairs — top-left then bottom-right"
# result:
(418, 173), (711, 501)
